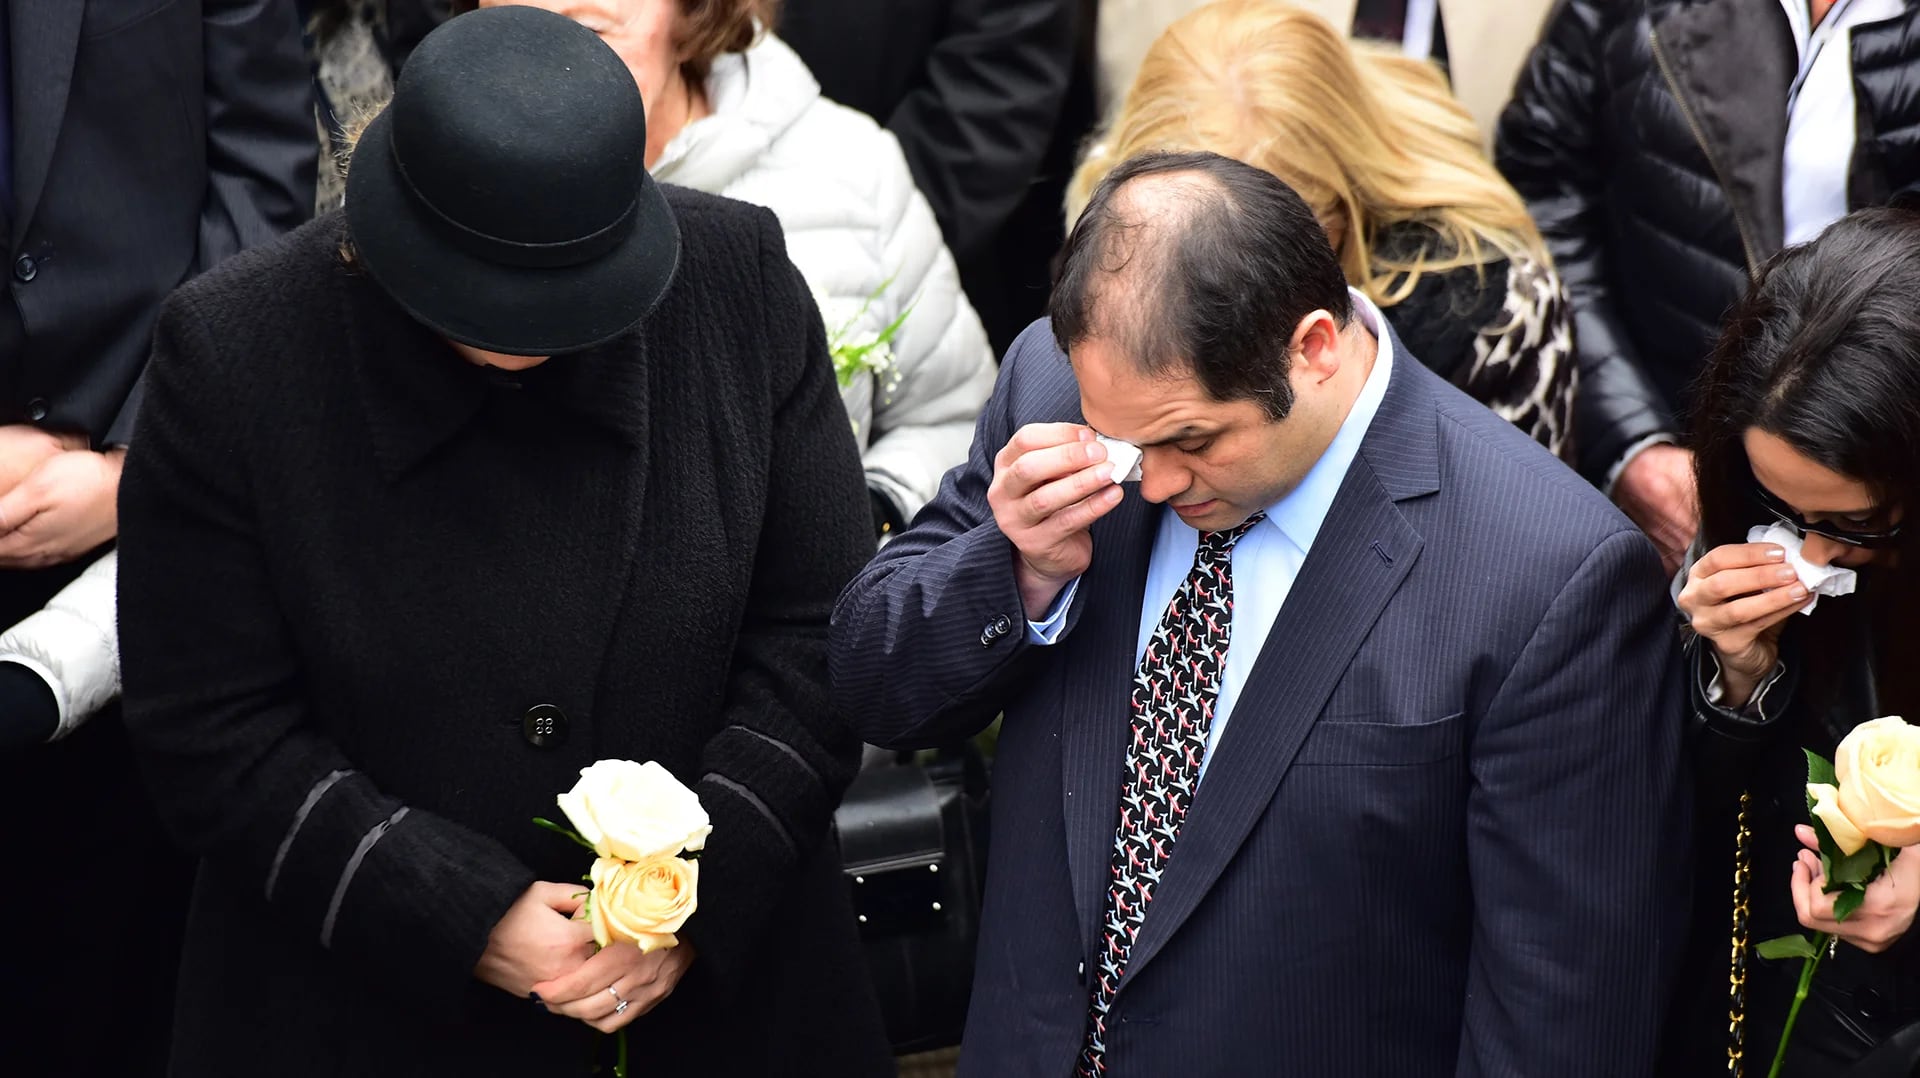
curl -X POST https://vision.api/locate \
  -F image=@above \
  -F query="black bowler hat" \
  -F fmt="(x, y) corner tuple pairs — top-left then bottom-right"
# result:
(345, 5), (678, 356)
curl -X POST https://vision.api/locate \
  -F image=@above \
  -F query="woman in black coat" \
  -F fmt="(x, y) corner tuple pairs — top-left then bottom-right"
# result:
(116, 9), (891, 1076)
(1669, 208), (1920, 1076)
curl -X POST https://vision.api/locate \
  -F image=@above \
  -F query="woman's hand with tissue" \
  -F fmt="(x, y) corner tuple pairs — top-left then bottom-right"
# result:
(988, 423), (1126, 619)
(1677, 541), (1811, 709)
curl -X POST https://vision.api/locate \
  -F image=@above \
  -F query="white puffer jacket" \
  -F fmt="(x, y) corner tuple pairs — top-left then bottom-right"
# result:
(652, 33), (997, 523)
(0, 550), (118, 739)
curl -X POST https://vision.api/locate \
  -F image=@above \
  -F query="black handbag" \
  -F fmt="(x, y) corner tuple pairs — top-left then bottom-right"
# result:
(833, 745), (990, 1055)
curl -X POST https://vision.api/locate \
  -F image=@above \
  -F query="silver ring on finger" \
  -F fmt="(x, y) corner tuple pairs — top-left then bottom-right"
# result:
(614, 998), (631, 1015)
(607, 985), (625, 1004)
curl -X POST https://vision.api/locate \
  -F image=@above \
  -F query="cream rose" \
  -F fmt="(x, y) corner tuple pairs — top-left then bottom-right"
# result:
(589, 855), (698, 953)
(1807, 783), (1870, 856)
(1835, 716), (1920, 849)
(556, 759), (712, 863)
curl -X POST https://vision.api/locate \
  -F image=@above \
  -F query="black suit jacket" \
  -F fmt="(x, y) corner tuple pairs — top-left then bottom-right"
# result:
(116, 202), (891, 1076)
(4, 0), (315, 449)
(831, 321), (1692, 1076)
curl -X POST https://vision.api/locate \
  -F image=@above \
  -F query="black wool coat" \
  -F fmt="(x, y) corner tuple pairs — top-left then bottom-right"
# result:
(117, 194), (893, 1077)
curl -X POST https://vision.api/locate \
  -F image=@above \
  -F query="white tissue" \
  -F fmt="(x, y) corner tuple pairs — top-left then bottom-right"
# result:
(1746, 523), (1857, 615)
(1095, 435), (1143, 483)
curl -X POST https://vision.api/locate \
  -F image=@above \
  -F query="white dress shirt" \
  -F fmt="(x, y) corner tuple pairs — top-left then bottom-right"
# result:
(1029, 288), (1395, 782)
(1779, 0), (1908, 245)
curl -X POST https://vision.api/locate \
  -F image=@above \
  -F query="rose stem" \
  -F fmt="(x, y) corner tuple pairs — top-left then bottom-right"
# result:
(1766, 932), (1829, 1078)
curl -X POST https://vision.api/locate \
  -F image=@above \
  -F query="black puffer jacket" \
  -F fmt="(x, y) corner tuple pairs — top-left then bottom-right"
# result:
(1496, 0), (1920, 485)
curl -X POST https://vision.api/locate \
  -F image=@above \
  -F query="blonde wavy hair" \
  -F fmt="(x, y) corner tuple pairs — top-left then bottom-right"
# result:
(1067, 0), (1547, 308)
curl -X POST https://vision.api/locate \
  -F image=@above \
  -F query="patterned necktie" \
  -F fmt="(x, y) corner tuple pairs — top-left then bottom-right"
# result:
(1077, 513), (1266, 1077)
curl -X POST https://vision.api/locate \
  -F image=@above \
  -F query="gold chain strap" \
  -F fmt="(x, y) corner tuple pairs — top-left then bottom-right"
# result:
(1728, 790), (1753, 1077)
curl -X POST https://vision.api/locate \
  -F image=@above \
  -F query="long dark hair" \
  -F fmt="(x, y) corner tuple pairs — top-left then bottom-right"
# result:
(1692, 206), (1920, 718)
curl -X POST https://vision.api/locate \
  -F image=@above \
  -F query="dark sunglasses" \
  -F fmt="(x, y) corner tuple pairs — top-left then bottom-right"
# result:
(1753, 484), (1903, 549)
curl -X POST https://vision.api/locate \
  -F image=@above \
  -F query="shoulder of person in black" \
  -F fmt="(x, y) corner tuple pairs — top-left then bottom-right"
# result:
(1369, 219), (1510, 387)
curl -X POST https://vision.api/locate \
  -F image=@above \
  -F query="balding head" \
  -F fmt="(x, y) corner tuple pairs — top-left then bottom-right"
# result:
(1050, 151), (1351, 419)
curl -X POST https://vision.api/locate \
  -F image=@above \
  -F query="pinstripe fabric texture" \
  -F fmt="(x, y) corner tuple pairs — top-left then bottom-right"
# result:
(830, 319), (1691, 1078)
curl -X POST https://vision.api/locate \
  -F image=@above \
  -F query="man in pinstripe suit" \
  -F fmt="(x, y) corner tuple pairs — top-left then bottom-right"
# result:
(829, 151), (1690, 1076)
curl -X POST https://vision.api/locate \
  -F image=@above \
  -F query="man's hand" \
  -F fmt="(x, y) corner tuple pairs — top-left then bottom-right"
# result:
(0, 448), (125, 569)
(1613, 443), (1697, 576)
(986, 423), (1124, 619)
(532, 941), (696, 1033)
(0, 425), (85, 498)
(474, 882), (599, 998)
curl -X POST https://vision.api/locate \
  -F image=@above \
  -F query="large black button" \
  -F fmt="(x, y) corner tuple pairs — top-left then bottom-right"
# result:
(24, 398), (48, 422)
(522, 704), (569, 749)
(13, 255), (35, 283)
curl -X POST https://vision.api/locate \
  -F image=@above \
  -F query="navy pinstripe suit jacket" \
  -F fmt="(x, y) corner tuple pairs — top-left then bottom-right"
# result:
(829, 320), (1690, 1077)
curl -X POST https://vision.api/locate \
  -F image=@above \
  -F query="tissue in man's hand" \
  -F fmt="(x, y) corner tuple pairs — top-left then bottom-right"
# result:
(1747, 523), (1858, 614)
(1095, 435), (1143, 483)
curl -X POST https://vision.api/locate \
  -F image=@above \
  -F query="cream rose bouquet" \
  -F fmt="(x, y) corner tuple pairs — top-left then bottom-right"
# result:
(534, 760), (710, 1076)
(1755, 716), (1920, 1077)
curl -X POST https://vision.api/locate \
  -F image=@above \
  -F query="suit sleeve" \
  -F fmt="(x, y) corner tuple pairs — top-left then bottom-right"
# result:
(1494, 0), (1674, 486)
(676, 213), (875, 994)
(118, 296), (535, 1018)
(831, 321), (1062, 749)
(1455, 527), (1689, 1077)
(885, 0), (1076, 263)
(105, 0), (318, 446)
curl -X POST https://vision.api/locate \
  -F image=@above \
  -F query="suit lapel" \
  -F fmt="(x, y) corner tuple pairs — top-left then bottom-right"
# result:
(10, 0), (86, 240)
(1061, 490), (1158, 951)
(1117, 344), (1440, 990)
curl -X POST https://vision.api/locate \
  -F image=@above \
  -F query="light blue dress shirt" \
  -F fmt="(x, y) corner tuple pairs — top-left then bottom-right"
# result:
(1027, 288), (1395, 781)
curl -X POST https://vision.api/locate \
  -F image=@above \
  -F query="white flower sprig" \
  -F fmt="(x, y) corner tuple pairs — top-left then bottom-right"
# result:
(817, 279), (911, 403)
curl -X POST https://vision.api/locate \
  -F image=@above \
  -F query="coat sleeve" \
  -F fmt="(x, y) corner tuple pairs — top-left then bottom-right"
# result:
(831, 322), (1059, 749)
(105, 0), (318, 446)
(860, 136), (1000, 524)
(1455, 527), (1689, 1077)
(675, 212), (875, 994)
(0, 550), (119, 739)
(884, 0), (1077, 263)
(117, 295), (535, 1018)
(1494, 0), (1675, 487)
(195, 0), (318, 270)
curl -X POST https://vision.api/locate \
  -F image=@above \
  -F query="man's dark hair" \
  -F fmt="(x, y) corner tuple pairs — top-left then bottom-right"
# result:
(1049, 150), (1352, 419)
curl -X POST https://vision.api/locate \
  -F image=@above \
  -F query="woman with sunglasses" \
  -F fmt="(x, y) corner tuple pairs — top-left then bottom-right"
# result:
(1668, 206), (1920, 1076)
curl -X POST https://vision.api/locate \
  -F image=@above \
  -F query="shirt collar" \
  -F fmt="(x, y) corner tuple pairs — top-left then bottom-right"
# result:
(1260, 287), (1394, 555)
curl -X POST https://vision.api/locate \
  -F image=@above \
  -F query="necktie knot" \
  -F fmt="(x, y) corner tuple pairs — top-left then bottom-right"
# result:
(1198, 512), (1266, 557)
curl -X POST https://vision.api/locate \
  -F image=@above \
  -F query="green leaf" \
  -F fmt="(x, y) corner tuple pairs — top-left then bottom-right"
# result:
(1828, 844), (1888, 888)
(1756, 934), (1822, 960)
(532, 816), (597, 853)
(1806, 749), (1838, 788)
(1835, 888), (1867, 922)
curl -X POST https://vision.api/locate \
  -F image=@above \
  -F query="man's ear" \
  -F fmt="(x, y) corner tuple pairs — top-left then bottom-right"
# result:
(1289, 309), (1343, 386)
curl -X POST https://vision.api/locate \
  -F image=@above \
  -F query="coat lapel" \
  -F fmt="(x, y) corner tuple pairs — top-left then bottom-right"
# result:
(1061, 488), (1159, 951)
(10, 0), (86, 238)
(1649, 0), (1797, 263)
(1116, 346), (1440, 990)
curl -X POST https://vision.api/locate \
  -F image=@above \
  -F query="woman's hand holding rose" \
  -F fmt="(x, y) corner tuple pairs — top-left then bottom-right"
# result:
(1792, 828), (1920, 952)
(474, 882), (598, 997)
(531, 940), (697, 1033)
(1790, 718), (1920, 951)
